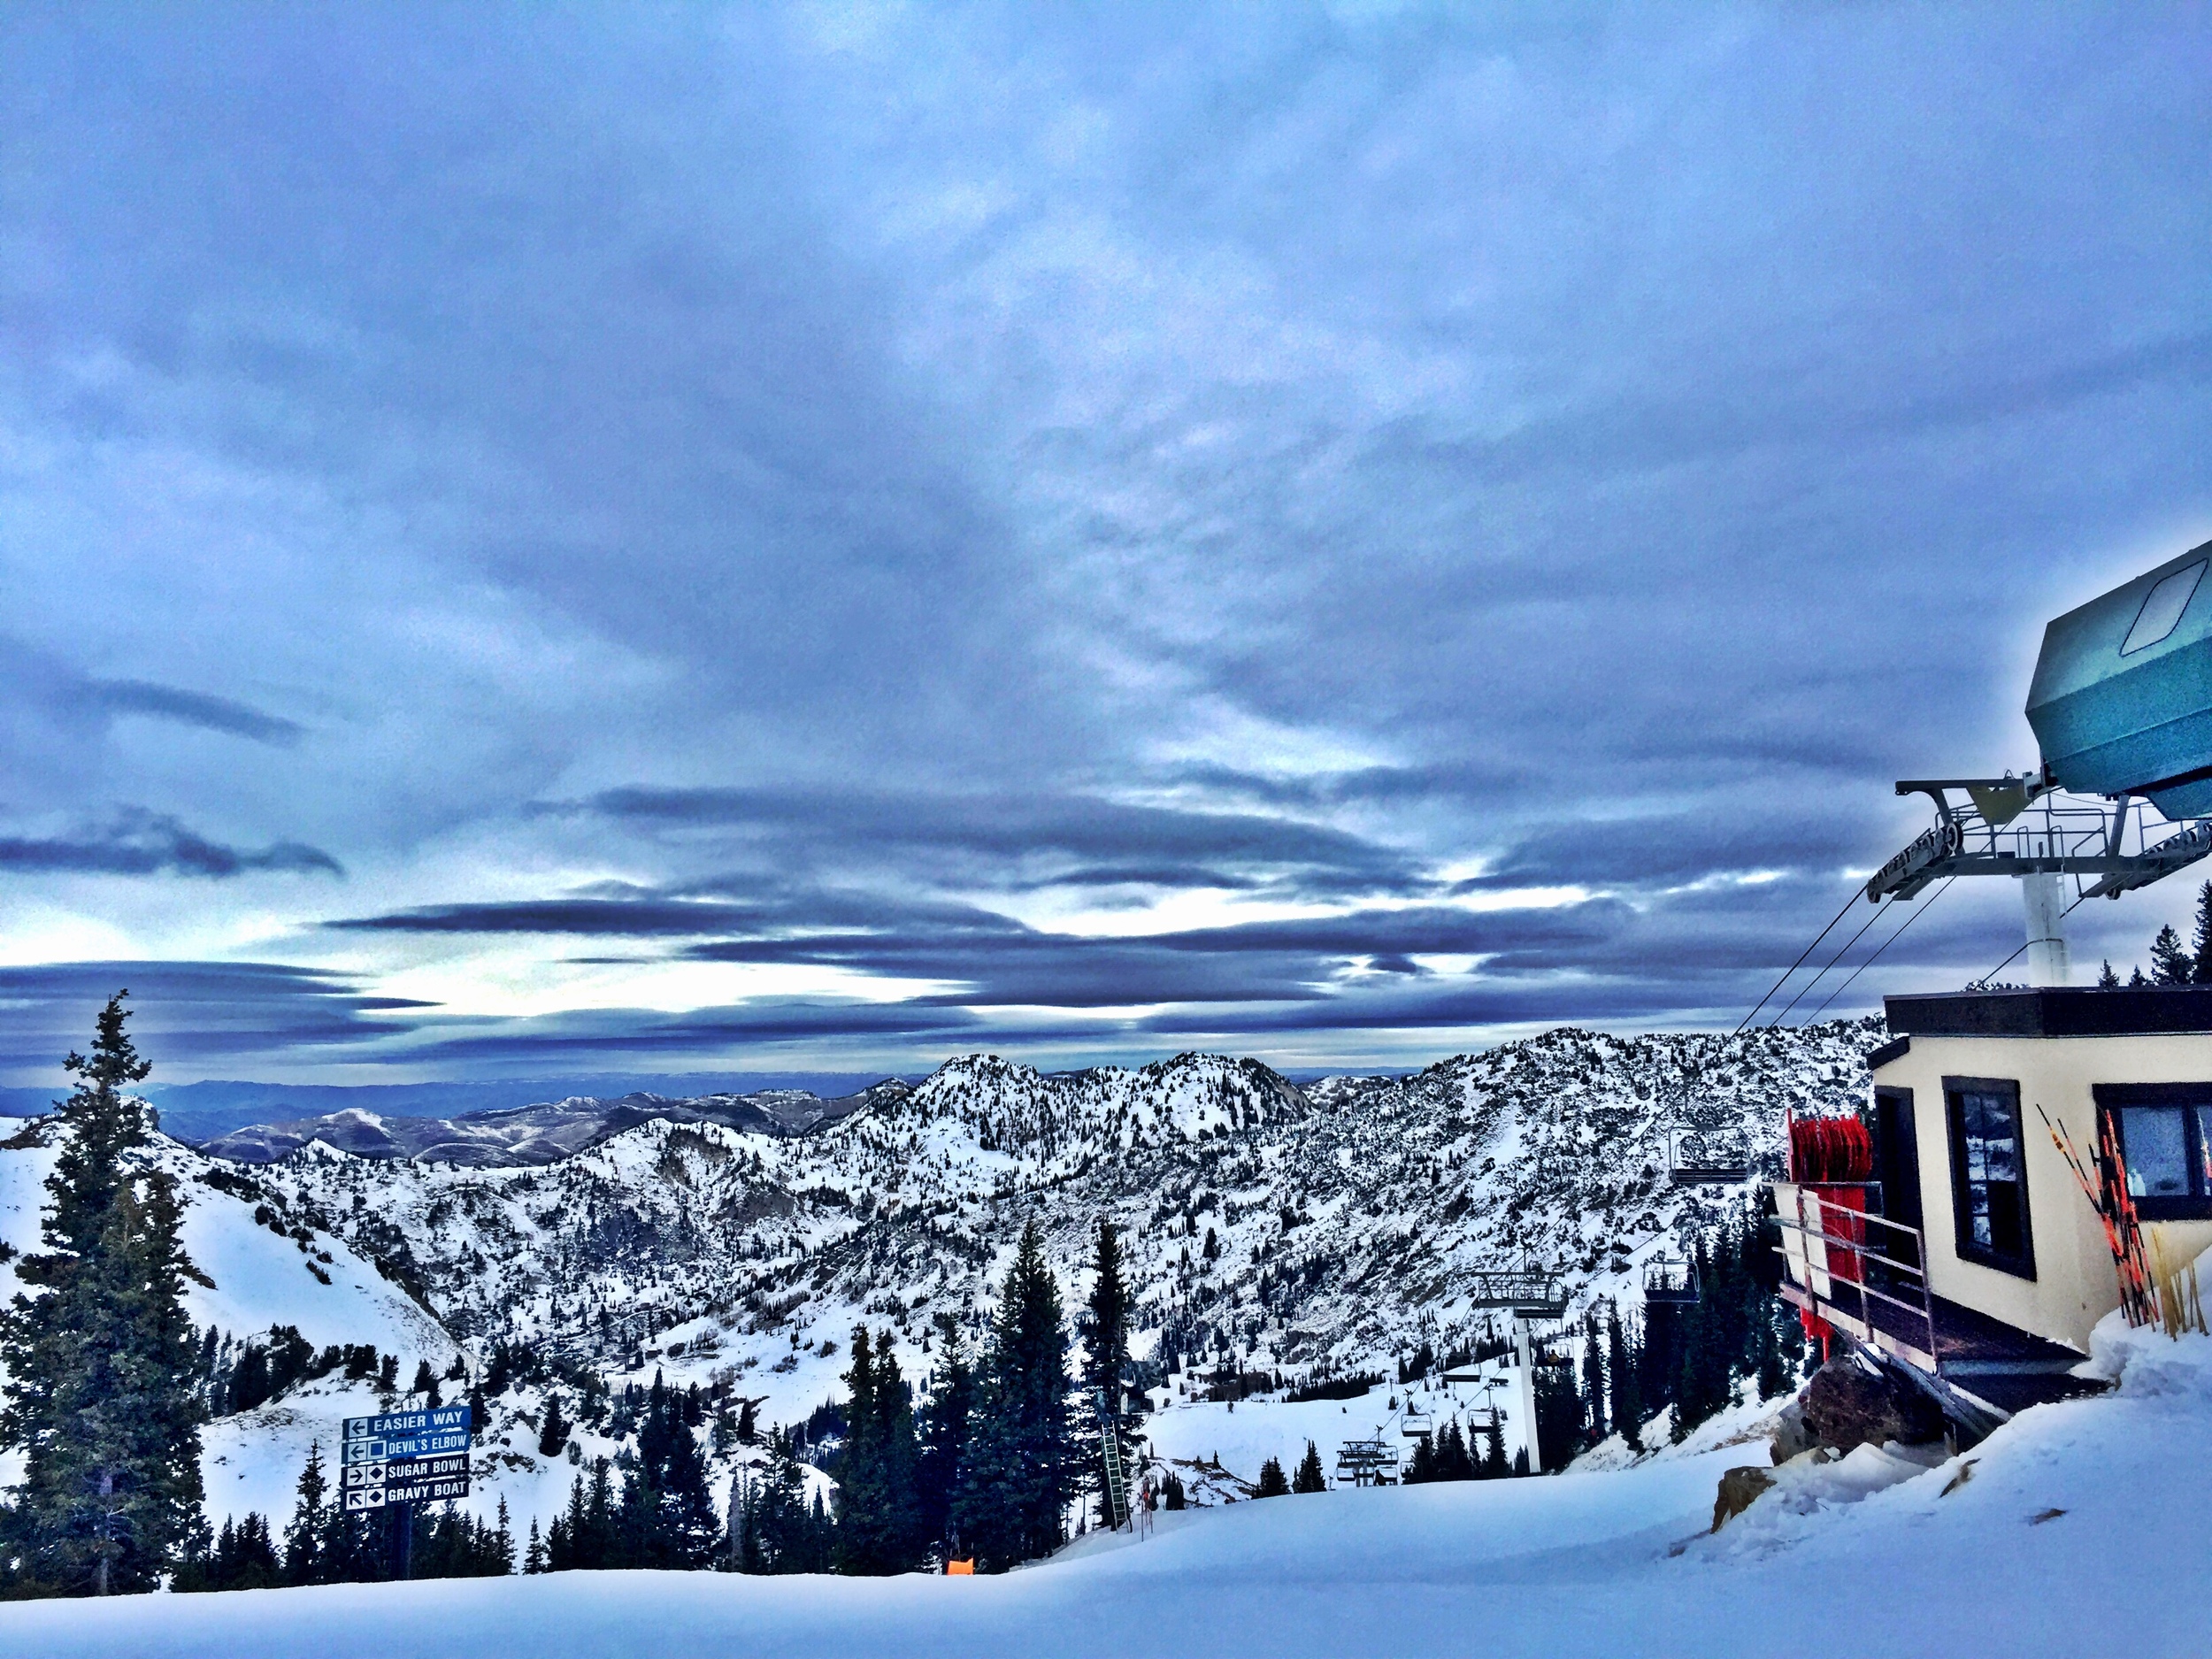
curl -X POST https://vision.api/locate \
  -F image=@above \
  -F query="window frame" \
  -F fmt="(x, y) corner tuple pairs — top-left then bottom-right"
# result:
(2093, 1083), (2212, 1221)
(1943, 1076), (2037, 1279)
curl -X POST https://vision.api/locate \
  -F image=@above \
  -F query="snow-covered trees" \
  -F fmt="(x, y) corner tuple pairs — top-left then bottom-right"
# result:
(0, 994), (206, 1596)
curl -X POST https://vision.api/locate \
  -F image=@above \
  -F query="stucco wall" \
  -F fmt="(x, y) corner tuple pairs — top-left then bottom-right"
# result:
(1872, 1032), (2212, 1353)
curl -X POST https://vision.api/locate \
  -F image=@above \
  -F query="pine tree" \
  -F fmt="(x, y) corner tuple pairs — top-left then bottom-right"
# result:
(1480, 1415), (1509, 1479)
(1084, 1218), (1132, 1412)
(538, 1393), (570, 1458)
(951, 1221), (1077, 1571)
(0, 993), (207, 1597)
(411, 1360), (437, 1399)
(1402, 1432), (1438, 1485)
(1254, 1456), (1289, 1498)
(2098, 958), (2121, 988)
(2130, 964), (2149, 987)
(281, 1442), (329, 1586)
(1579, 1312), (1607, 1447)
(524, 1519), (546, 1574)
(1607, 1308), (1642, 1453)
(836, 1328), (924, 1574)
(1531, 1362), (1580, 1472)
(2151, 923), (2193, 985)
(621, 1370), (718, 1568)
(1433, 1419), (1477, 1481)
(2193, 881), (2212, 984)
(1292, 1440), (1326, 1494)
(917, 1311), (972, 1557)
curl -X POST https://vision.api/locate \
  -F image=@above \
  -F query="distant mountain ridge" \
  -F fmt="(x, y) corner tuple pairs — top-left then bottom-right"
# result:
(188, 1082), (913, 1167)
(0, 1071), (902, 1142)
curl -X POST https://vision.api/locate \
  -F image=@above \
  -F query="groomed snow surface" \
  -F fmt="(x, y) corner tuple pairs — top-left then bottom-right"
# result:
(8, 1309), (2208, 1659)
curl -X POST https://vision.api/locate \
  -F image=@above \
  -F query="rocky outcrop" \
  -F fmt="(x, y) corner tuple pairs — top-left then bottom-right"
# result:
(1801, 1356), (1944, 1452)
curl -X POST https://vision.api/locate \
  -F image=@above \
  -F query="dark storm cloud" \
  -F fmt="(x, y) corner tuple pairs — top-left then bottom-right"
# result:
(557, 786), (1429, 896)
(0, 811), (342, 878)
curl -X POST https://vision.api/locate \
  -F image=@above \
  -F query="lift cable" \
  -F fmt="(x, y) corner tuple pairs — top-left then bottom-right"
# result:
(1732, 886), (1863, 1033)
(1801, 877), (1956, 1024)
(1764, 897), (1898, 1027)
(1966, 887), (2094, 990)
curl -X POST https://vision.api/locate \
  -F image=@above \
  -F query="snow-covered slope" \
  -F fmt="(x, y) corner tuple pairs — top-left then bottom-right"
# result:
(0, 1132), (451, 1369)
(5, 1306), (2206, 1659)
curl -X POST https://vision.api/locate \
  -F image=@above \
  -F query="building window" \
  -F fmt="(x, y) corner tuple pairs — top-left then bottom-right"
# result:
(1944, 1079), (2035, 1278)
(2121, 559), (2207, 655)
(2097, 1085), (2212, 1221)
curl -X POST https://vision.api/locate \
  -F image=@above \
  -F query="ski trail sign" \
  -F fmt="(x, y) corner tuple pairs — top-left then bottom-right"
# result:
(342, 1404), (472, 1511)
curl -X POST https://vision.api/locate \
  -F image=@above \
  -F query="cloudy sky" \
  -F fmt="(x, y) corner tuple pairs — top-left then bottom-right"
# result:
(3, 4), (2208, 1086)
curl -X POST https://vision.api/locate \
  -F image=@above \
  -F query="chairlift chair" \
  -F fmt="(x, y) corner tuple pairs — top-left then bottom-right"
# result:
(1642, 1254), (1700, 1305)
(1666, 1127), (1750, 1187)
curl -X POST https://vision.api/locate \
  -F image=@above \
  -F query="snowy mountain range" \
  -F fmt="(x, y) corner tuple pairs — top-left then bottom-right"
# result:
(1, 1018), (1884, 1535)
(186, 1083), (904, 1166)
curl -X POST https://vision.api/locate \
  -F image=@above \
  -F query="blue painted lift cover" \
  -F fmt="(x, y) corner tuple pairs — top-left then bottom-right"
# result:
(2028, 538), (2212, 818)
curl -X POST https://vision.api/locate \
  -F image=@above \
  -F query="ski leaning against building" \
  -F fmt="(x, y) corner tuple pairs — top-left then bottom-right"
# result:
(1778, 542), (2212, 1442)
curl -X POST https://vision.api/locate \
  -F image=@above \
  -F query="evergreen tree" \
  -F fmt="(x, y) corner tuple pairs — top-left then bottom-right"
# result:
(524, 1519), (546, 1575)
(2194, 881), (2212, 984)
(1432, 1419), (1477, 1481)
(1607, 1308), (1642, 1453)
(916, 1311), (972, 1555)
(1292, 1440), (1326, 1494)
(1579, 1312), (1607, 1447)
(1402, 1432), (1438, 1485)
(2130, 964), (2148, 987)
(2098, 958), (2120, 988)
(281, 1442), (328, 1586)
(620, 1370), (718, 1568)
(1531, 1363), (1580, 1472)
(227, 1346), (272, 1415)
(538, 1394), (570, 1458)
(200, 1512), (280, 1592)
(2150, 923), (2193, 986)
(0, 993), (207, 1597)
(729, 1430), (833, 1576)
(1639, 1295), (1679, 1413)
(1083, 1218), (1133, 1414)
(1161, 1471), (1186, 1510)
(1480, 1415), (1509, 1479)
(951, 1221), (1078, 1571)
(411, 1360), (437, 1399)
(1254, 1456), (1289, 1498)
(1671, 1288), (1732, 1441)
(836, 1328), (924, 1574)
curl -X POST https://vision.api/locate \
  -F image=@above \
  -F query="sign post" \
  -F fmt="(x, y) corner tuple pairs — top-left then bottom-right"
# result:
(341, 1403), (472, 1574)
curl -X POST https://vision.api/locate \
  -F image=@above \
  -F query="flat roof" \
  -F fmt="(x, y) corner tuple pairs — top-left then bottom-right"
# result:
(1885, 985), (2212, 1038)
